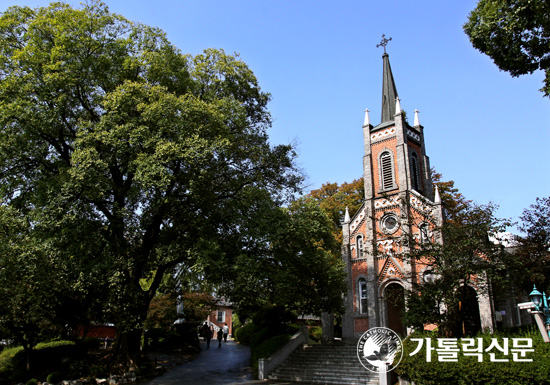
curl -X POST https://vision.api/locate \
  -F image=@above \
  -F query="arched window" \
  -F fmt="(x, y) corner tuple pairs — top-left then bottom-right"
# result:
(379, 151), (396, 191)
(356, 235), (364, 258)
(358, 279), (368, 314)
(410, 152), (420, 191)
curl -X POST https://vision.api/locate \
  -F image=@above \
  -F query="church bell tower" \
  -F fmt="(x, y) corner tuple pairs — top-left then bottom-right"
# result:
(341, 39), (444, 340)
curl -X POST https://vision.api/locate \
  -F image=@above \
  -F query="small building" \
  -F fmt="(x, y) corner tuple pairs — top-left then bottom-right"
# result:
(207, 300), (233, 336)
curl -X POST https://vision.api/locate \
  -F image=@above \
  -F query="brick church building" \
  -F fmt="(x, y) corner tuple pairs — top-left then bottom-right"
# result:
(340, 48), (496, 340)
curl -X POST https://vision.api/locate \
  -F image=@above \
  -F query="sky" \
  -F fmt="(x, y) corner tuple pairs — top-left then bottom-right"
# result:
(1, 0), (549, 232)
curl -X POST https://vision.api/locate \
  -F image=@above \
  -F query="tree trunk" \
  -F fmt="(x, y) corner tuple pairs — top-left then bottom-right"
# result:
(110, 287), (151, 371)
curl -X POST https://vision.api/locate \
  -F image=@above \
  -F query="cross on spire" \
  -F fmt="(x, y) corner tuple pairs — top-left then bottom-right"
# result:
(376, 34), (392, 53)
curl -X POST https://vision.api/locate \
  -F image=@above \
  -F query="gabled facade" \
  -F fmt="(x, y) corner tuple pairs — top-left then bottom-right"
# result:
(341, 52), (445, 339)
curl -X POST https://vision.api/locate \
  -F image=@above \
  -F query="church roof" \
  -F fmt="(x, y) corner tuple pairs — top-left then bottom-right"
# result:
(380, 53), (398, 123)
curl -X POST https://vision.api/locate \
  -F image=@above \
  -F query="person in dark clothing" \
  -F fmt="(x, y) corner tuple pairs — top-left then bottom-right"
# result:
(217, 327), (223, 348)
(204, 324), (213, 349)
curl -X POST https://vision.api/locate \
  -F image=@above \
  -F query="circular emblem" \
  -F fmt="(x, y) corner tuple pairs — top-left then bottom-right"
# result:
(357, 327), (403, 373)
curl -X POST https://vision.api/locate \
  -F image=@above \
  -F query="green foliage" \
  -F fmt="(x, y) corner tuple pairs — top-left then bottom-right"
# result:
(226, 199), (346, 319)
(499, 196), (550, 296)
(0, 340), (83, 383)
(0, 346), (23, 379)
(46, 371), (64, 384)
(308, 178), (365, 243)
(232, 313), (242, 331)
(234, 323), (258, 345)
(402, 172), (510, 336)
(0, 0), (302, 365)
(25, 379), (38, 385)
(464, 0), (550, 97)
(396, 328), (550, 385)
(251, 334), (291, 373)
(309, 326), (323, 342)
(145, 329), (187, 352)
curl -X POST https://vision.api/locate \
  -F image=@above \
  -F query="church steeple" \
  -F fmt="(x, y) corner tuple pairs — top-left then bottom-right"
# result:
(381, 53), (399, 123)
(376, 34), (399, 124)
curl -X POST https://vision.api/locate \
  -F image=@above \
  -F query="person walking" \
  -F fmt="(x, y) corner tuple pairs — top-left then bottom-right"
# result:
(204, 324), (213, 349)
(217, 327), (223, 348)
(222, 323), (229, 342)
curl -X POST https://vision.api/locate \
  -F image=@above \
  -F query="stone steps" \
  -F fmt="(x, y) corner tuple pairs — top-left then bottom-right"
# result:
(267, 344), (379, 385)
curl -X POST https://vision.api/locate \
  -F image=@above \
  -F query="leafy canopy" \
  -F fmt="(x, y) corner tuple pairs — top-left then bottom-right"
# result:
(464, 0), (550, 97)
(0, 0), (302, 361)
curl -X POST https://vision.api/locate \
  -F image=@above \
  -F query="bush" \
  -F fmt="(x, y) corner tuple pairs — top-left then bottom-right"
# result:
(25, 379), (38, 385)
(47, 371), (65, 384)
(0, 340), (86, 383)
(234, 323), (259, 345)
(309, 326), (322, 342)
(395, 327), (550, 385)
(145, 328), (191, 352)
(251, 334), (291, 374)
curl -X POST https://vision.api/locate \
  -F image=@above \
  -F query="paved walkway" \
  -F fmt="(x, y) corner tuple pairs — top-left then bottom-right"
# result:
(141, 339), (291, 385)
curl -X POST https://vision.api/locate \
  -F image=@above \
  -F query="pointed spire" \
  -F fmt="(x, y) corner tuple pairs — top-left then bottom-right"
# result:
(381, 53), (399, 123)
(363, 108), (370, 126)
(414, 109), (420, 126)
(344, 207), (350, 223)
(434, 185), (441, 204)
(395, 97), (402, 115)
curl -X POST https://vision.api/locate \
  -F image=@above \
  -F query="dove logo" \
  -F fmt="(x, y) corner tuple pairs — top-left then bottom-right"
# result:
(357, 327), (403, 373)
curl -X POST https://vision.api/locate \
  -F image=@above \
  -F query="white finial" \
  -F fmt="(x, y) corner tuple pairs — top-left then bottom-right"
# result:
(344, 207), (350, 223)
(434, 185), (441, 204)
(395, 97), (402, 114)
(363, 108), (370, 126)
(414, 109), (420, 126)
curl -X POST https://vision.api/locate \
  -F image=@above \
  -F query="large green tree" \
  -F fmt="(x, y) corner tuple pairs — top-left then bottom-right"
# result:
(403, 200), (510, 336)
(464, 0), (550, 97)
(499, 196), (550, 295)
(0, 1), (301, 367)
(216, 197), (346, 321)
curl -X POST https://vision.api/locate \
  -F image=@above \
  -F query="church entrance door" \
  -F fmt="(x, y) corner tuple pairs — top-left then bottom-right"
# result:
(385, 283), (406, 336)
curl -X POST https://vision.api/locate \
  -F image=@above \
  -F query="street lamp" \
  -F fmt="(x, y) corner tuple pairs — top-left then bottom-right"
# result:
(518, 285), (550, 342)
(530, 286), (542, 308)
(530, 285), (550, 329)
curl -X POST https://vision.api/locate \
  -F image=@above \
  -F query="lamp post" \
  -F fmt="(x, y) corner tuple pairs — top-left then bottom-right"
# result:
(518, 285), (550, 342)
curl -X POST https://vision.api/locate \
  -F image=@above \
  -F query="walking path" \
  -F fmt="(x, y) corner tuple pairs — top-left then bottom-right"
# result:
(141, 339), (293, 385)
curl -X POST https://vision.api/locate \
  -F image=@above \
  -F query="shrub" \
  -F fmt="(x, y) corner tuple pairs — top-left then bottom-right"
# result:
(251, 334), (291, 374)
(25, 378), (38, 385)
(145, 328), (187, 352)
(234, 323), (259, 345)
(250, 328), (271, 347)
(47, 371), (65, 384)
(309, 326), (322, 342)
(395, 327), (550, 385)
(0, 340), (86, 383)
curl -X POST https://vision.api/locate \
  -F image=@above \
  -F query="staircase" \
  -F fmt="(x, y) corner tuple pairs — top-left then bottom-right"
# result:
(267, 344), (379, 385)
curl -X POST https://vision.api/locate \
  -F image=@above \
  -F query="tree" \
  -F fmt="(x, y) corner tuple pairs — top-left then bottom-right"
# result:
(464, 0), (550, 97)
(308, 178), (364, 243)
(403, 200), (509, 336)
(0, 205), (99, 371)
(219, 198), (346, 321)
(500, 196), (550, 295)
(430, 169), (471, 222)
(395, 171), (511, 336)
(0, 1), (301, 368)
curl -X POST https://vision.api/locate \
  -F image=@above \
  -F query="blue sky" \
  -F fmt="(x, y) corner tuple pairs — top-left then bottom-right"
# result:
(2, 0), (549, 231)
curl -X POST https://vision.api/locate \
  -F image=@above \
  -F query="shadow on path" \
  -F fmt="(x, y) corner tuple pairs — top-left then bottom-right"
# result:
(141, 340), (293, 385)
